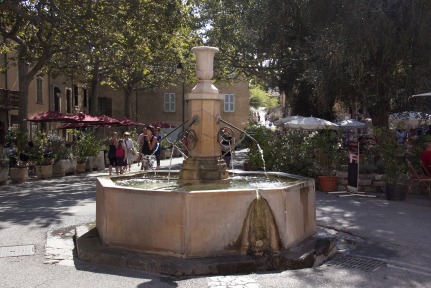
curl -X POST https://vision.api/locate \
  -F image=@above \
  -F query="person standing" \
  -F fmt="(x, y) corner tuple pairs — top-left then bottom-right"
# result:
(139, 125), (157, 170)
(137, 127), (146, 167)
(154, 127), (162, 169)
(107, 132), (118, 175)
(116, 139), (126, 174)
(123, 131), (134, 172)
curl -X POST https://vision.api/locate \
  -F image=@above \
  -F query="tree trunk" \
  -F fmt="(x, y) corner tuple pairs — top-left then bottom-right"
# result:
(17, 59), (30, 135)
(370, 112), (389, 128)
(89, 58), (100, 115)
(124, 88), (132, 119)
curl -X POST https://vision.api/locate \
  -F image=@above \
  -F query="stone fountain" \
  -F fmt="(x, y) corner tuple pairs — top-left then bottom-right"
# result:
(78, 46), (318, 276)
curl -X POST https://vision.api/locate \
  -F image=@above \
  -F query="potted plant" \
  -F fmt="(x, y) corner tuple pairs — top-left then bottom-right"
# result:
(159, 138), (173, 160)
(9, 159), (29, 183)
(0, 147), (10, 185)
(310, 130), (346, 192)
(74, 131), (103, 173)
(6, 128), (30, 183)
(49, 133), (77, 177)
(375, 128), (408, 200)
(30, 132), (54, 179)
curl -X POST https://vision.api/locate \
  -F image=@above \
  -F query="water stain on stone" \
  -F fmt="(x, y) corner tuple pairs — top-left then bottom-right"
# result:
(229, 196), (282, 255)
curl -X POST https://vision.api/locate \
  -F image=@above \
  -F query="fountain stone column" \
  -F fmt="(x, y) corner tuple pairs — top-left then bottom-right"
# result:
(178, 46), (228, 184)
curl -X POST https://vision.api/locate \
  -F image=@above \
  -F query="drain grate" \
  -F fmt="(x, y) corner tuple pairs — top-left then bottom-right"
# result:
(323, 253), (385, 272)
(0, 245), (35, 258)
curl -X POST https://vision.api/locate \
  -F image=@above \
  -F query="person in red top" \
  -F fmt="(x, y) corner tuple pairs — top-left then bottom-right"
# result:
(420, 142), (431, 175)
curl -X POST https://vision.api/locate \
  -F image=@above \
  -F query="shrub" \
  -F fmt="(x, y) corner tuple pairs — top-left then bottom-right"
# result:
(73, 131), (103, 163)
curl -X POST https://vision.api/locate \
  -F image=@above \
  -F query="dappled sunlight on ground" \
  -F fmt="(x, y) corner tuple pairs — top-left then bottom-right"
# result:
(0, 175), (96, 229)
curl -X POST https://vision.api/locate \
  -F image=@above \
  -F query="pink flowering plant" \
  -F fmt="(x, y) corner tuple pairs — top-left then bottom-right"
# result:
(29, 132), (54, 166)
(15, 160), (31, 168)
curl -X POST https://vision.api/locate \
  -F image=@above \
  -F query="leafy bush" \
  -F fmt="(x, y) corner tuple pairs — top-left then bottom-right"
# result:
(270, 130), (316, 177)
(29, 131), (54, 166)
(243, 125), (275, 170)
(243, 126), (346, 177)
(373, 128), (408, 185)
(47, 132), (74, 161)
(73, 131), (103, 163)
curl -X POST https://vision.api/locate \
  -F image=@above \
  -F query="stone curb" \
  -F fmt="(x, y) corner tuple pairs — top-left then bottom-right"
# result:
(75, 224), (336, 276)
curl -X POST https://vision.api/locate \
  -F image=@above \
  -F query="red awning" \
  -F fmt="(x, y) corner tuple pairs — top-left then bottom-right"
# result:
(96, 115), (122, 126)
(27, 111), (76, 123)
(70, 112), (104, 123)
(119, 118), (145, 126)
(57, 122), (97, 129)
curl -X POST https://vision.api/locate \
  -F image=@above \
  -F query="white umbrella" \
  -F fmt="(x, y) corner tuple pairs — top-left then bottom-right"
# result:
(273, 115), (305, 126)
(389, 111), (430, 128)
(411, 92), (431, 98)
(284, 116), (339, 130)
(335, 119), (366, 129)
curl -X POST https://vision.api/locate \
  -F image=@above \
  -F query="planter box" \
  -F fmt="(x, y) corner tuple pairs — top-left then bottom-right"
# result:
(317, 175), (338, 192)
(86, 151), (105, 171)
(9, 167), (28, 183)
(35, 165), (53, 179)
(0, 167), (8, 184)
(386, 184), (407, 201)
(76, 162), (87, 173)
(52, 160), (77, 177)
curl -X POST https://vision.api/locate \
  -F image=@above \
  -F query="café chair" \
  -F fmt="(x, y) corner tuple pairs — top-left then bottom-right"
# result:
(406, 159), (431, 199)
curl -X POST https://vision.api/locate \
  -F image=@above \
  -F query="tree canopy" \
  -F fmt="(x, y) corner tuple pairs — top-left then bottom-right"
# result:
(0, 0), (197, 131)
(197, 0), (431, 127)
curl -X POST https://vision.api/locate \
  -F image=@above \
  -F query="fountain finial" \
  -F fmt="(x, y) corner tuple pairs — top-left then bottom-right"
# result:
(191, 46), (219, 80)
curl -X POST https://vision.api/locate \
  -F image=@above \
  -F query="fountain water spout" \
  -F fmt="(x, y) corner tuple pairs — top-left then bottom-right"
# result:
(216, 115), (258, 144)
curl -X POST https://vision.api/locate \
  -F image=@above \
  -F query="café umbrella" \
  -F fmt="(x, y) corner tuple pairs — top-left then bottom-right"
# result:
(388, 111), (430, 128)
(273, 115), (306, 126)
(284, 116), (339, 130)
(335, 119), (366, 129)
(27, 111), (76, 123)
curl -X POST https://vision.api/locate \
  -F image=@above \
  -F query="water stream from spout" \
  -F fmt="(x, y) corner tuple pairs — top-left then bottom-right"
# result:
(257, 144), (267, 173)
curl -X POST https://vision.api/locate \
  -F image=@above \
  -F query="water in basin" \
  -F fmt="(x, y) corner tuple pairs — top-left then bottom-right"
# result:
(114, 174), (299, 191)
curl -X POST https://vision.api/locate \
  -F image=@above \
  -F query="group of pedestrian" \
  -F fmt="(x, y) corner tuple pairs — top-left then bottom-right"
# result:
(107, 131), (136, 175)
(106, 125), (163, 175)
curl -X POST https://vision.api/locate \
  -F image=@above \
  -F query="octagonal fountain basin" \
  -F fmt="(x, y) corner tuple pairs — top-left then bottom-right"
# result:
(96, 170), (316, 258)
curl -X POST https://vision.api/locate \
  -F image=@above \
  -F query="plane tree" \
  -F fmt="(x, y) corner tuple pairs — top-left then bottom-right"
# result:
(100, 0), (199, 118)
(0, 0), (83, 134)
(197, 0), (431, 126)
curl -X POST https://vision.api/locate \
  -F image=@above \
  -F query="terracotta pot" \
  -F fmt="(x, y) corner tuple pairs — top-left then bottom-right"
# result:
(318, 175), (338, 192)
(9, 167), (28, 183)
(35, 165), (53, 179)
(76, 162), (87, 173)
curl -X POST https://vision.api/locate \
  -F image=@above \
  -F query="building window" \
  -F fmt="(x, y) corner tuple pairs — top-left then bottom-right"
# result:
(224, 94), (235, 112)
(36, 77), (43, 104)
(98, 97), (112, 116)
(83, 88), (88, 108)
(66, 88), (72, 113)
(73, 85), (79, 107)
(53, 86), (61, 112)
(164, 92), (176, 112)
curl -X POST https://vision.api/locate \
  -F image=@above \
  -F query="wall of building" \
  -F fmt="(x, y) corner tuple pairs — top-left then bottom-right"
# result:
(136, 81), (250, 130)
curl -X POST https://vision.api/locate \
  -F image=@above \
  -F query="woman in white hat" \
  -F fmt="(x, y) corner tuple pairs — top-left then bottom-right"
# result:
(123, 131), (134, 172)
